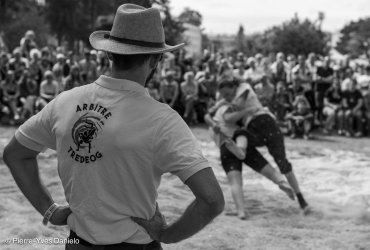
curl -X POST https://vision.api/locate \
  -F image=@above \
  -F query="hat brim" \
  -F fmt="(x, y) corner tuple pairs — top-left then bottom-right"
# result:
(90, 31), (185, 55)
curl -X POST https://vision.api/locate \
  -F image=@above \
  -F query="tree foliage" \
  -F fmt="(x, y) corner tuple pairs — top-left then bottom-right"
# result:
(242, 15), (330, 56)
(336, 18), (370, 58)
(178, 7), (202, 27)
(0, 0), (48, 51)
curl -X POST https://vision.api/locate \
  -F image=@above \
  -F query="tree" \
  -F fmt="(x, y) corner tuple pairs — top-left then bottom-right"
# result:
(235, 25), (246, 53)
(262, 16), (329, 56)
(178, 7), (202, 27)
(0, 0), (48, 51)
(336, 18), (370, 58)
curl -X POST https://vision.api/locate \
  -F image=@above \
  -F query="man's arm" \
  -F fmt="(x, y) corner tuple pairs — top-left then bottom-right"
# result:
(3, 137), (71, 225)
(133, 168), (224, 244)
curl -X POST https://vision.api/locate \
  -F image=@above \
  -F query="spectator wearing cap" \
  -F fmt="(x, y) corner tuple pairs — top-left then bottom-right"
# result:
(1, 70), (20, 122)
(79, 49), (98, 85)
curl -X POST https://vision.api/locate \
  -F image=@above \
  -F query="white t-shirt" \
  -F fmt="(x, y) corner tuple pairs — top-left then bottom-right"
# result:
(15, 75), (210, 245)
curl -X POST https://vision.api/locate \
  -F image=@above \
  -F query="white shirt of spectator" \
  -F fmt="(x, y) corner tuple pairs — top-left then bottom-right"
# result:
(15, 75), (210, 245)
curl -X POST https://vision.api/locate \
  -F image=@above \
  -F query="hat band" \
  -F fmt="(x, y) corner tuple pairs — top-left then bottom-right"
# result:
(104, 34), (164, 48)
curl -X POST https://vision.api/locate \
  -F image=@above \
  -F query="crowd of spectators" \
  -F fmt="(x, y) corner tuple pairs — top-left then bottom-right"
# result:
(1, 30), (370, 138)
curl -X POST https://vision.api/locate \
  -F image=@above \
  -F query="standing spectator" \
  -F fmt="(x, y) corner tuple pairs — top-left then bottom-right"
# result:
(306, 53), (317, 82)
(357, 65), (370, 93)
(292, 55), (312, 92)
(181, 71), (199, 124)
(20, 30), (37, 59)
(254, 75), (275, 110)
(323, 77), (342, 134)
(1, 70), (20, 122)
(64, 65), (83, 91)
(217, 58), (233, 82)
(315, 57), (334, 124)
(160, 71), (179, 109)
(79, 49), (98, 85)
(338, 80), (363, 137)
(286, 54), (296, 86)
(271, 52), (289, 84)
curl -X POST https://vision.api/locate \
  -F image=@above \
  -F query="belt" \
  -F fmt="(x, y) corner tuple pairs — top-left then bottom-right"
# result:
(68, 230), (162, 250)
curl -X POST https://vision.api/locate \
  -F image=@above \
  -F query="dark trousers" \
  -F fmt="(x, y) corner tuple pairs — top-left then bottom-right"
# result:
(247, 114), (292, 174)
(65, 231), (162, 250)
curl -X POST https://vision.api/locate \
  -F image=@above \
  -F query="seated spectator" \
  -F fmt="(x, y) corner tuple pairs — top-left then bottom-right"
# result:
(28, 49), (43, 88)
(181, 71), (199, 124)
(273, 81), (293, 122)
(9, 48), (28, 78)
(286, 87), (313, 139)
(40, 47), (54, 73)
(337, 80), (364, 137)
(323, 77), (342, 134)
(159, 71), (179, 108)
(1, 70), (21, 122)
(18, 68), (38, 120)
(146, 80), (161, 101)
(37, 70), (59, 111)
(254, 74), (275, 110)
(53, 53), (69, 93)
(64, 65), (82, 91)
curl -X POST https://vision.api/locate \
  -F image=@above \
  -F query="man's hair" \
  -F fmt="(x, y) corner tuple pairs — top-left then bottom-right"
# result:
(110, 53), (160, 71)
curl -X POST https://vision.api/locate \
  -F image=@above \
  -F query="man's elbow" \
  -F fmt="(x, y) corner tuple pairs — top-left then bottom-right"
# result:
(204, 191), (225, 216)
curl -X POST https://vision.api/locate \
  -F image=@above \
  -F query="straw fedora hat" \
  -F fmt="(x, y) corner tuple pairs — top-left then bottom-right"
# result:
(90, 4), (185, 55)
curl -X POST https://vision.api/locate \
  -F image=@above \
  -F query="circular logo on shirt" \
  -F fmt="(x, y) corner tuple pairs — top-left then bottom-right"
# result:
(72, 114), (102, 153)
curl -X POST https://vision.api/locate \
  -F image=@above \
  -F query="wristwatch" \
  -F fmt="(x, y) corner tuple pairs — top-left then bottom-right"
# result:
(42, 203), (59, 225)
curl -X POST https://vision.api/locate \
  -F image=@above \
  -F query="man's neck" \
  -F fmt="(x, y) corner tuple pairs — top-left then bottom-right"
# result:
(111, 67), (146, 86)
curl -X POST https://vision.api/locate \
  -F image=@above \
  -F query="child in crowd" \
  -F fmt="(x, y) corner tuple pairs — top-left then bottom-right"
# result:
(287, 87), (313, 139)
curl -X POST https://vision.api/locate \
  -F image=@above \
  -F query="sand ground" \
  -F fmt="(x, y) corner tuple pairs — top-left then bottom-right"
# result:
(0, 125), (369, 250)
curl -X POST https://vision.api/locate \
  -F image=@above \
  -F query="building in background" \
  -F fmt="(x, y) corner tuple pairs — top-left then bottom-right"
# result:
(182, 23), (202, 60)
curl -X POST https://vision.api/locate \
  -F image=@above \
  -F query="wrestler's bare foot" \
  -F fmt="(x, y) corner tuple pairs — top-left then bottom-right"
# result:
(237, 210), (249, 220)
(278, 181), (295, 200)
